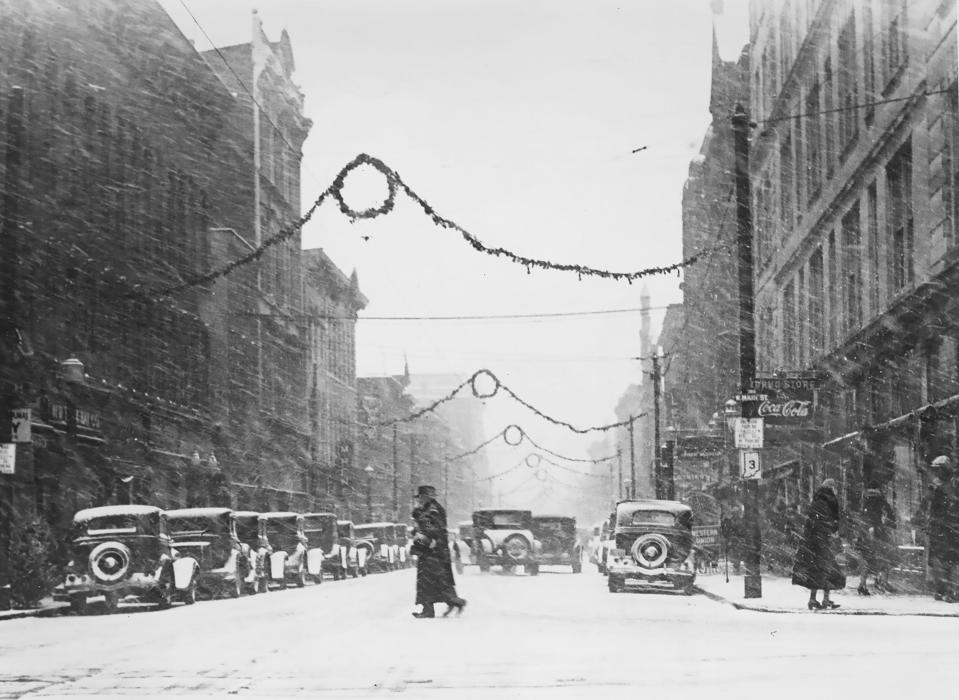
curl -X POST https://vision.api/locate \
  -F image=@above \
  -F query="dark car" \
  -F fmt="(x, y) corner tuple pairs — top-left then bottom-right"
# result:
(233, 511), (270, 593)
(53, 505), (199, 613)
(355, 522), (398, 572)
(165, 507), (252, 598)
(471, 509), (540, 575)
(260, 512), (309, 588)
(531, 515), (582, 573)
(336, 519), (367, 577)
(302, 512), (337, 582)
(605, 499), (696, 594)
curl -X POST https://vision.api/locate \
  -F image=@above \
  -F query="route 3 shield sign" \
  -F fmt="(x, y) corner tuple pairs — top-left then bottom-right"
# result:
(739, 450), (761, 480)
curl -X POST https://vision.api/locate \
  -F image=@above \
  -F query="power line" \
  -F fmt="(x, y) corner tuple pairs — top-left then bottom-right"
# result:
(232, 304), (678, 322)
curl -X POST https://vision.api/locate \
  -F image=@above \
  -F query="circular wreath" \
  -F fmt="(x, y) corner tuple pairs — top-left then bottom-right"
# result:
(503, 424), (524, 447)
(535, 468), (548, 482)
(525, 453), (541, 469)
(331, 154), (398, 221)
(471, 369), (500, 399)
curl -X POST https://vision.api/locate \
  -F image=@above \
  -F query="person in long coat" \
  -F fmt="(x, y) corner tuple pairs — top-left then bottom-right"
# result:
(792, 478), (846, 609)
(918, 456), (959, 601)
(411, 485), (466, 618)
(854, 480), (896, 595)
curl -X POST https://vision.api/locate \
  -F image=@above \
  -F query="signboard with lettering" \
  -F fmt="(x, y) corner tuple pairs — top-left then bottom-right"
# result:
(746, 375), (819, 425)
(11, 408), (31, 443)
(733, 418), (764, 448)
(0, 443), (15, 474)
(739, 450), (762, 479)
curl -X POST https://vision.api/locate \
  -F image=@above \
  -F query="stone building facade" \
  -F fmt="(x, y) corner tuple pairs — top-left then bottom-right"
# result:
(749, 0), (959, 533)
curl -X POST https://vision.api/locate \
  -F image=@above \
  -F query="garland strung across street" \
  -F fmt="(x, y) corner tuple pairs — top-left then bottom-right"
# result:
(376, 369), (647, 434)
(137, 153), (718, 298)
(446, 424), (619, 468)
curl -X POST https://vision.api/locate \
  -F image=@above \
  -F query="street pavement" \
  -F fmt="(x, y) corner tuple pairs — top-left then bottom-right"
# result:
(1, 565), (958, 699)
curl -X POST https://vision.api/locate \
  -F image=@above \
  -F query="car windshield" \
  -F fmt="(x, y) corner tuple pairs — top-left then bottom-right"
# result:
(356, 526), (387, 539)
(167, 516), (227, 537)
(265, 519), (299, 548)
(629, 511), (677, 527)
(234, 518), (258, 543)
(77, 514), (149, 537)
(337, 523), (353, 538)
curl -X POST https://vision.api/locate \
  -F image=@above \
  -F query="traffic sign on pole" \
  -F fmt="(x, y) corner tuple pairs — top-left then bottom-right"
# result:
(733, 417), (764, 449)
(739, 450), (761, 480)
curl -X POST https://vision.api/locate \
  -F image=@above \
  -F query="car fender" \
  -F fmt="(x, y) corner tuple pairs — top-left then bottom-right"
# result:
(357, 546), (368, 568)
(270, 551), (287, 579)
(480, 537), (494, 554)
(306, 548), (324, 576)
(172, 557), (198, 591)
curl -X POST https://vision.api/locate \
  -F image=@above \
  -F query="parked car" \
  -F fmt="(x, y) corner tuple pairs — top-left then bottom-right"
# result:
(471, 509), (540, 575)
(605, 499), (696, 594)
(392, 523), (410, 568)
(54, 505), (199, 613)
(302, 512), (337, 582)
(232, 511), (270, 593)
(260, 512), (309, 588)
(355, 522), (398, 572)
(336, 519), (368, 577)
(531, 515), (582, 573)
(165, 507), (255, 599)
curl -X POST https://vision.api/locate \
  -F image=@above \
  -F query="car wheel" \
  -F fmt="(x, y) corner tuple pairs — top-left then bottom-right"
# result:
(360, 566), (368, 577)
(608, 577), (623, 593)
(597, 563), (606, 575)
(103, 591), (119, 612)
(572, 561), (582, 574)
(296, 567), (307, 588)
(527, 564), (539, 576)
(157, 579), (175, 609)
(350, 567), (358, 578)
(502, 563), (515, 575)
(257, 576), (270, 594)
(69, 594), (87, 615)
(181, 580), (197, 605)
(231, 567), (243, 598)
(478, 554), (490, 572)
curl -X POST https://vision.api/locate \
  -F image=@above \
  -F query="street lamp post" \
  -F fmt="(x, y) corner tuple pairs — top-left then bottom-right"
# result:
(364, 465), (374, 521)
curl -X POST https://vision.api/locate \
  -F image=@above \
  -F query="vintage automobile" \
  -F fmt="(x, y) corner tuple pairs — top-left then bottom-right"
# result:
(471, 509), (540, 575)
(165, 507), (256, 598)
(260, 512), (309, 588)
(355, 522), (399, 572)
(392, 523), (410, 568)
(531, 515), (582, 573)
(336, 519), (369, 577)
(302, 512), (337, 582)
(605, 499), (696, 594)
(54, 505), (200, 613)
(232, 511), (270, 593)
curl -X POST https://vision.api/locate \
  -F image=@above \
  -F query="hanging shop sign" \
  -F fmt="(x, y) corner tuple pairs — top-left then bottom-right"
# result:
(0, 443), (15, 474)
(746, 375), (819, 424)
(11, 408), (31, 443)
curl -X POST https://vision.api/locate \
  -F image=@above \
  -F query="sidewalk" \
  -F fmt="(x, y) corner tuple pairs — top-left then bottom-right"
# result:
(695, 571), (959, 617)
(0, 597), (70, 622)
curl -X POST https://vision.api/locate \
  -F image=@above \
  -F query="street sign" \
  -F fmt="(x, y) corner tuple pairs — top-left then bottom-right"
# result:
(11, 408), (31, 443)
(733, 417), (764, 448)
(0, 443), (15, 474)
(739, 450), (762, 480)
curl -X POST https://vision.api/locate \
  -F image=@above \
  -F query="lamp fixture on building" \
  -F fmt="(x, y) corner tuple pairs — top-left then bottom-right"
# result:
(191, 449), (201, 467)
(61, 357), (85, 384)
(208, 452), (218, 468)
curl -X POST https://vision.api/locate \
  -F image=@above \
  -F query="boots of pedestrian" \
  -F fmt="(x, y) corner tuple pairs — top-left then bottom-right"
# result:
(443, 597), (467, 617)
(412, 604), (435, 618)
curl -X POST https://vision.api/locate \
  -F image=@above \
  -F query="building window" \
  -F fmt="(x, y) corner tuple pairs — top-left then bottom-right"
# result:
(782, 280), (796, 368)
(797, 267), (807, 366)
(827, 229), (837, 347)
(808, 247), (824, 357)
(780, 131), (794, 239)
(841, 203), (862, 337)
(823, 57), (834, 179)
(806, 80), (822, 204)
(887, 140), (914, 293)
(944, 83), (959, 243)
(837, 12), (858, 156)
(866, 181), (880, 315)
(863, 2), (876, 124)
(881, 0), (907, 91)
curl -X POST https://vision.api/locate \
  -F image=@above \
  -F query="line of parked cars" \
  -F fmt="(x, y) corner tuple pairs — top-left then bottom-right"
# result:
(53, 505), (412, 614)
(449, 509), (583, 576)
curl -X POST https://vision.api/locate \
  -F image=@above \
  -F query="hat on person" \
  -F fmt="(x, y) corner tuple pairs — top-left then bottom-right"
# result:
(415, 485), (437, 498)
(930, 455), (953, 471)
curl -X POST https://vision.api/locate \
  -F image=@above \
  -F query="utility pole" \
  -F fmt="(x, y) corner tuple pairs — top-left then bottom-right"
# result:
(392, 424), (398, 520)
(617, 448), (623, 499)
(651, 353), (663, 499)
(733, 103), (762, 599)
(628, 416), (636, 498)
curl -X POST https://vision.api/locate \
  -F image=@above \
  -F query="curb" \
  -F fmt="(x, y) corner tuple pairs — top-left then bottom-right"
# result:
(0, 603), (69, 622)
(694, 586), (959, 617)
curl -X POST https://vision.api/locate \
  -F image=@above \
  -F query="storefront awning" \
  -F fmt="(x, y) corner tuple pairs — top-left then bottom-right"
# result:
(821, 392), (959, 451)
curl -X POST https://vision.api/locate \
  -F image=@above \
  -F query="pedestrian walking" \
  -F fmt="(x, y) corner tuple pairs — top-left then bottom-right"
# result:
(916, 455), (959, 602)
(791, 478), (846, 610)
(410, 485), (466, 618)
(854, 480), (896, 595)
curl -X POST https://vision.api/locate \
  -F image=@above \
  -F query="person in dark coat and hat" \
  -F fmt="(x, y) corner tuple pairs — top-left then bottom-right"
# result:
(917, 455), (959, 601)
(792, 478), (846, 609)
(410, 485), (466, 618)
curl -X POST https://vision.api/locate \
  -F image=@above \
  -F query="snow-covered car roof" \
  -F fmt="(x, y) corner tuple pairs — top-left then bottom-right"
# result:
(355, 521), (393, 529)
(259, 511), (299, 520)
(165, 507), (232, 520)
(73, 505), (161, 523)
(616, 499), (691, 513)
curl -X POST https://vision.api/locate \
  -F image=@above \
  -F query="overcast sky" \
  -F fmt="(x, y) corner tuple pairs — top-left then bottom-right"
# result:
(160, 0), (749, 507)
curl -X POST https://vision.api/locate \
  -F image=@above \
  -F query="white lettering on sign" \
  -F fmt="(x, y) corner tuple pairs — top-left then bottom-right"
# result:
(0, 444), (15, 474)
(757, 399), (812, 418)
(733, 418), (764, 449)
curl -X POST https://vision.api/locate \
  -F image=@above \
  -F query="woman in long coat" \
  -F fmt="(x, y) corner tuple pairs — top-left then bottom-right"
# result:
(792, 478), (846, 609)
(411, 485), (466, 618)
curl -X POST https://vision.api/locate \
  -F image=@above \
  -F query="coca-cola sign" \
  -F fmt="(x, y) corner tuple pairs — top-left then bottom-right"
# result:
(757, 399), (812, 419)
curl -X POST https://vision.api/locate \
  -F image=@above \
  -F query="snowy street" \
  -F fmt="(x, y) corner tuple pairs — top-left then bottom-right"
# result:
(2, 566), (957, 699)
